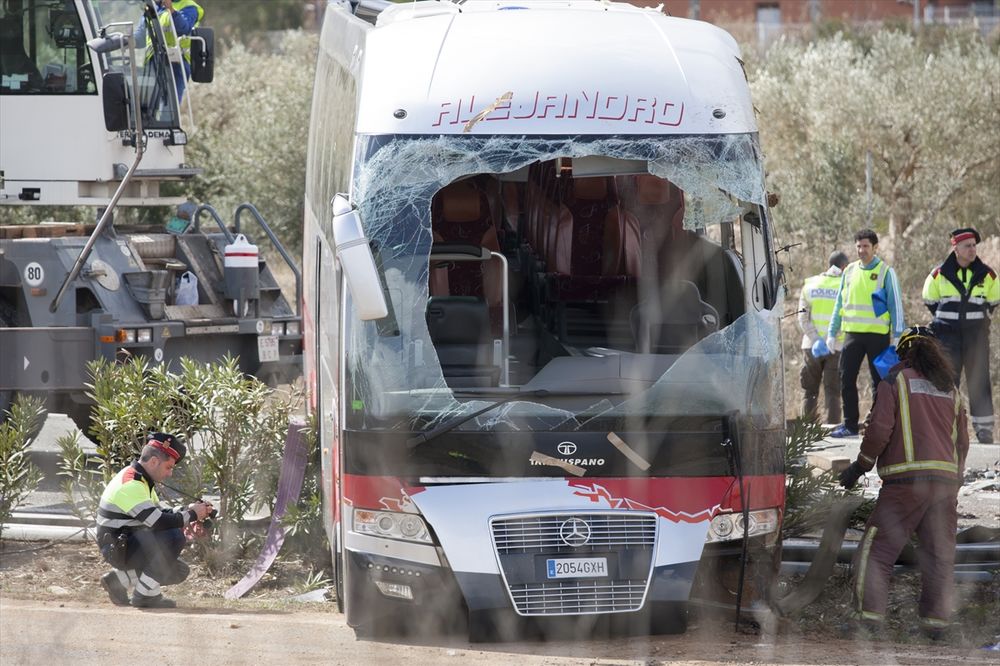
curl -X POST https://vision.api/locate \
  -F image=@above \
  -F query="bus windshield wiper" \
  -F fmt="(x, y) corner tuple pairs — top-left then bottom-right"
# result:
(406, 389), (623, 450)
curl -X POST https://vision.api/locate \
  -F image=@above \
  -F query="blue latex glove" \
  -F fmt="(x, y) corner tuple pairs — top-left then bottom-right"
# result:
(811, 338), (831, 358)
(874, 345), (899, 380)
(871, 288), (888, 317)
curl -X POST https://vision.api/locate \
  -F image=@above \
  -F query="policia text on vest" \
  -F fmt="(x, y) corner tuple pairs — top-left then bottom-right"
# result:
(798, 251), (849, 424)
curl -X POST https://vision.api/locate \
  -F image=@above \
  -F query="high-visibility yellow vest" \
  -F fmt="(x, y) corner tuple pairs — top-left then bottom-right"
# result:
(150, 0), (204, 64)
(922, 261), (999, 325)
(96, 466), (160, 531)
(840, 259), (890, 334)
(802, 273), (844, 343)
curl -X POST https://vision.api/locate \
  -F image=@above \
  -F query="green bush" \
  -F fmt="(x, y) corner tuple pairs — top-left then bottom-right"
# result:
(0, 395), (45, 535)
(782, 417), (872, 538)
(279, 414), (328, 566)
(61, 355), (301, 572)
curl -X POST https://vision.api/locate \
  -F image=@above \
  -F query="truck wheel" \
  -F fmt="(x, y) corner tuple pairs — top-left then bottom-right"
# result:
(0, 299), (15, 420)
(61, 402), (96, 440)
(0, 388), (12, 421)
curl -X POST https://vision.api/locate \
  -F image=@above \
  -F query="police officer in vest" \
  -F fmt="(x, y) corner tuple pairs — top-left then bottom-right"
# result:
(97, 433), (213, 608)
(797, 250), (850, 424)
(839, 327), (969, 639)
(826, 229), (905, 438)
(154, 0), (204, 102)
(922, 227), (1000, 444)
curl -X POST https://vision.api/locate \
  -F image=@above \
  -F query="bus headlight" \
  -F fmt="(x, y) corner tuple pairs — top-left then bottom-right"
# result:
(354, 509), (432, 544)
(706, 508), (779, 543)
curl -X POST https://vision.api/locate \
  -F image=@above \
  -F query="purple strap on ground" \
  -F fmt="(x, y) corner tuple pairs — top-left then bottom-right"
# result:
(224, 417), (308, 599)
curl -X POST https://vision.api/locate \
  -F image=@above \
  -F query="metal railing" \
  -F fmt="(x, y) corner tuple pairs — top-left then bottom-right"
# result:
(234, 203), (302, 318)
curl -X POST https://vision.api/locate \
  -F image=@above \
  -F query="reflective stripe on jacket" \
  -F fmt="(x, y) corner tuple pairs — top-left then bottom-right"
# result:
(798, 270), (844, 349)
(147, 0), (204, 63)
(839, 259), (890, 334)
(922, 254), (999, 326)
(858, 366), (970, 482)
(96, 463), (192, 534)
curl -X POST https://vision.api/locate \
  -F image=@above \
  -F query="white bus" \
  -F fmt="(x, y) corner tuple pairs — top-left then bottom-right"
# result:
(304, 0), (786, 639)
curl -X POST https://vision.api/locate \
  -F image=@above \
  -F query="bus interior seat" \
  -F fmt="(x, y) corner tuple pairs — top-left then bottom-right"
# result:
(426, 295), (499, 387)
(625, 175), (744, 327)
(501, 181), (523, 239)
(429, 180), (503, 310)
(624, 174), (685, 282)
(544, 177), (636, 346)
(631, 279), (719, 354)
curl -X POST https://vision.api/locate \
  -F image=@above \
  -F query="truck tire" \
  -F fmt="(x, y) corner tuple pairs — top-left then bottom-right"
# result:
(60, 400), (96, 440)
(0, 299), (16, 419)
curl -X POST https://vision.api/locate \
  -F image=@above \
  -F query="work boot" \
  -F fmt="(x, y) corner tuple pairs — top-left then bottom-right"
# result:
(131, 593), (176, 609)
(100, 572), (129, 606)
(976, 429), (994, 444)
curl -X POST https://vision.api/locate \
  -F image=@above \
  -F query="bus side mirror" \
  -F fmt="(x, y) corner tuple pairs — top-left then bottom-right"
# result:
(190, 27), (214, 83)
(332, 195), (389, 321)
(101, 72), (128, 131)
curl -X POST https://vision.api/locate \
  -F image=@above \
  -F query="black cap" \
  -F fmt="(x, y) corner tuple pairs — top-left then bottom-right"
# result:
(950, 228), (980, 245)
(147, 432), (186, 462)
(828, 251), (849, 269)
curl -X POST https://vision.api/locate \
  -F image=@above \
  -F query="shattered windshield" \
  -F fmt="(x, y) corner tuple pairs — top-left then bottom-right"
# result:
(89, 0), (180, 128)
(340, 133), (781, 434)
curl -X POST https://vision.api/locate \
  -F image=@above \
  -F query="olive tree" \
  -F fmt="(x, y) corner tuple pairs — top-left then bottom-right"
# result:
(751, 28), (1000, 421)
(185, 31), (318, 252)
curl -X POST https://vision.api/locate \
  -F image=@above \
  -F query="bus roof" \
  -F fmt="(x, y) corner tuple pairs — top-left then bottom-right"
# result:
(353, 0), (755, 136)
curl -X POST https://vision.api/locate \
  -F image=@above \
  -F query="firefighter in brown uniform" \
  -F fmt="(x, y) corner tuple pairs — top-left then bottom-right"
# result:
(839, 326), (970, 638)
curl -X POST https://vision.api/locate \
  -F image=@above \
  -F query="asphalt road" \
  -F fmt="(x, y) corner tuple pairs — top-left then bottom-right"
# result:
(1, 598), (996, 666)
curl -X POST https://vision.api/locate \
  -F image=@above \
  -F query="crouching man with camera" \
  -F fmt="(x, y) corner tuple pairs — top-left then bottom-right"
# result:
(96, 432), (213, 608)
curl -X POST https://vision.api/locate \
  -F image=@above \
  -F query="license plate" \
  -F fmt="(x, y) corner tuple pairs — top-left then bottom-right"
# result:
(546, 557), (608, 579)
(257, 335), (280, 362)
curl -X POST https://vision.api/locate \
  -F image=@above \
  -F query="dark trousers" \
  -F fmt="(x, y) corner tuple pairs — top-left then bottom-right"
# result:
(935, 323), (994, 423)
(124, 528), (188, 586)
(852, 481), (958, 624)
(839, 332), (890, 431)
(800, 349), (842, 424)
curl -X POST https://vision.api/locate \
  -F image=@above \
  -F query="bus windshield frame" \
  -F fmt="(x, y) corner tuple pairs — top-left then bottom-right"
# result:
(339, 132), (782, 435)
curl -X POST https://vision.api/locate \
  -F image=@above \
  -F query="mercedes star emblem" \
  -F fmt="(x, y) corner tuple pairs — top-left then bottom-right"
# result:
(559, 517), (591, 547)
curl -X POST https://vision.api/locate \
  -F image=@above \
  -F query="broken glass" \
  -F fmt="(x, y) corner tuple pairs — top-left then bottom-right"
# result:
(342, 133), (779, 434)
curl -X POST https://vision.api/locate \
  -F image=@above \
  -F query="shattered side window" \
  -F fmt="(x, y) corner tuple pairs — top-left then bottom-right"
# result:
(343, 134), (774, 432)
